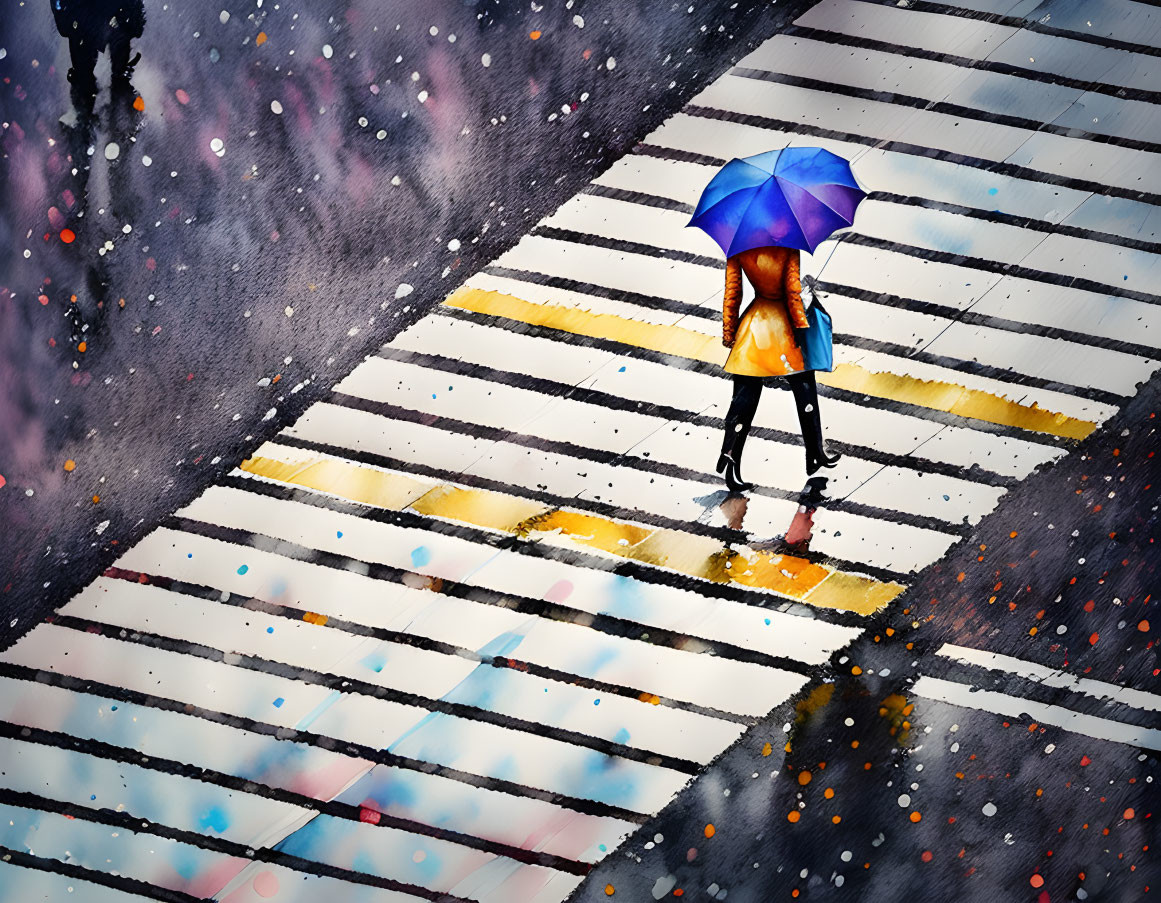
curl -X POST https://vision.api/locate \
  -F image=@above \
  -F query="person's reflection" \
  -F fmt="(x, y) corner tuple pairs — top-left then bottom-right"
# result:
(49, 0), (146, 347)
(50, 0), (145, 115)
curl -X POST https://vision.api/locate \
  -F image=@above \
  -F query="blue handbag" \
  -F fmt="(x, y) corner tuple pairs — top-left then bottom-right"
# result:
(799, 296), (834, 373)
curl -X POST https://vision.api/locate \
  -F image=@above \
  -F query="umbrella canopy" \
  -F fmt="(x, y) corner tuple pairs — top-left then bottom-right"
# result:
(688, 147), (865, 256)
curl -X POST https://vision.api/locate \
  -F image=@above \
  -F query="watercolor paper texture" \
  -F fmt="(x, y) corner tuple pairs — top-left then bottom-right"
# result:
(0, 0), (1158, 901)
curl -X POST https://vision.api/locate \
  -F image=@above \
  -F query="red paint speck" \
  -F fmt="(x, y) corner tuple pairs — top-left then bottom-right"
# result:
(1080, 755), (1092, 767)
(921, 851), (933, 862)
(60, 228), (75, 243)
(358, 806), (381, 825)
(175, 88), (190, 104)
(1089, 632), (1100, 645)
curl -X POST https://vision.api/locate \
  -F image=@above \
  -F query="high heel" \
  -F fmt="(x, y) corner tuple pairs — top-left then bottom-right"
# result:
(806, 446), (842, 476)
(717, 453), (754, 492)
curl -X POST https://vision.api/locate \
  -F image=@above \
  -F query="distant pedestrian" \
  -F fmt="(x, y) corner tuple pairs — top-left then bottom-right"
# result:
(49, 0), (145, 102)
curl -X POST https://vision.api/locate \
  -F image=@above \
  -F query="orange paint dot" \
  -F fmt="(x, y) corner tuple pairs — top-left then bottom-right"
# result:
(704, 824), (715, 838)
(60, 228), (75, 243)
(797, 771), (812, 786)
(1030, 875), (1044, 888)
(1139, 620), (1151, 632)
(910, 811), (922, 823)
(832, 815), (841, 824)
(761, 742), (773, 757)
(824, 788), (835, 799)
(1010, 531), (1018, 538)
(63, 459), (76, 472)
(604, 885), (615, 896)
(787, 810), (800, 823)
(256, 31), (268, 45)
(529, 30), (542, 39)
(91, 495), (100, 504)
(77, 341), (86, 352)
(1125, 808), (1136, 820)
(133, 96), (145, 111)
(851, 666), (862, 675)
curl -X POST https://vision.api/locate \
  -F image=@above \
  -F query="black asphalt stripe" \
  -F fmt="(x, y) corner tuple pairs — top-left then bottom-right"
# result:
(915, 656), (1161, 733)
(164, 512), (845, 673)
(584, 182), (697, 215)
(780, 23), (1161, 106)
(679, 105), (1161, 208)
(482, 264), (714, 322)
(0, 786), (590, 894)
(519, 226), (1130, 405)
(0, 664), (649, 826)
(184, 476), (885, 630)
(850, 0), (1161, 58)
(46, 612), (702, 777)
(814, 279), (1161, 363)
(100, 566), (747, 726)
(833, 333), (1125, 408)
(844, 232), (1161, 308)
(731, 66), (1161, 156)
(817, 381), (1070, 448)
(0, 844), (210, 903)
(873, 192), (1161, 258)
(436, 303), (1019, 489)
(364, 347), (972, 536)
(535, 224), (720, 269)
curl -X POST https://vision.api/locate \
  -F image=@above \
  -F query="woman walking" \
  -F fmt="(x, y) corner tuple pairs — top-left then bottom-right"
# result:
(717, 246), (839, 491)
(686, 146), (865, 492)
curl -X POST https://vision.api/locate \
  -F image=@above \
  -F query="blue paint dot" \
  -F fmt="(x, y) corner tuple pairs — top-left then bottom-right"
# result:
(410, 546), (431, 567)
(943, 494), (950, 501)
(618, 366), (626, 372)
(267, 626), (274, 634)
(237, 564), (249, 575)
(337, 530), (343, 538)
(987, 187), (998, 195)
(764, 618), (771, 625)
(432, 393), (437, 399)
(273, 698), (285, 708)
(599, 844), (608, 852)
(187, 553), (193, 559)
(91, 795), (97, 801)
(110, 705), (117, 711)
(593, 698), (600, 706)
(1124, 275), (1129, 280)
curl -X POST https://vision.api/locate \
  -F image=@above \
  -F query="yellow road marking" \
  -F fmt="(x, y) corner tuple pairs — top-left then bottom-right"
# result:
(445, 286), (1096, 439)
(241, 446), (903, 615)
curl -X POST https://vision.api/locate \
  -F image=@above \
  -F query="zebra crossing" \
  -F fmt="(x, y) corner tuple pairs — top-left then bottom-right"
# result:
(3, 0), (1161, 899)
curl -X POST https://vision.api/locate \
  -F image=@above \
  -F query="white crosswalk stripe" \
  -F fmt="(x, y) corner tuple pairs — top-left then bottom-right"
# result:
(4, 1), (1160, 900)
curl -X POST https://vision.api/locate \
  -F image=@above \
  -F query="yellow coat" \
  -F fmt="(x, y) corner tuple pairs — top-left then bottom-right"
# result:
(722, 246), (809, 378)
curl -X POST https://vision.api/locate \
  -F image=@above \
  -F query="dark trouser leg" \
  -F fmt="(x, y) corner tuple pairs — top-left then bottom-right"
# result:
(721, 376), (762, 464)
(68, 36), (99, 112)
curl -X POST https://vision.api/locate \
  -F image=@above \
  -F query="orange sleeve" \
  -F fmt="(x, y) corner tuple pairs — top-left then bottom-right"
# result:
(723, 255), (743, 346)
(785, 250), (809, 329)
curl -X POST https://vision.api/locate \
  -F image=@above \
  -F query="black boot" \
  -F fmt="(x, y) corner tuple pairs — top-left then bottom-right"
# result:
(788, 372), (841, 476)
(718, 376), (762, 492)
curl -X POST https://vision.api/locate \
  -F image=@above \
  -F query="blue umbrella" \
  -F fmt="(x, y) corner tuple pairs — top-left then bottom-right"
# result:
(687, 147), (865, 256)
